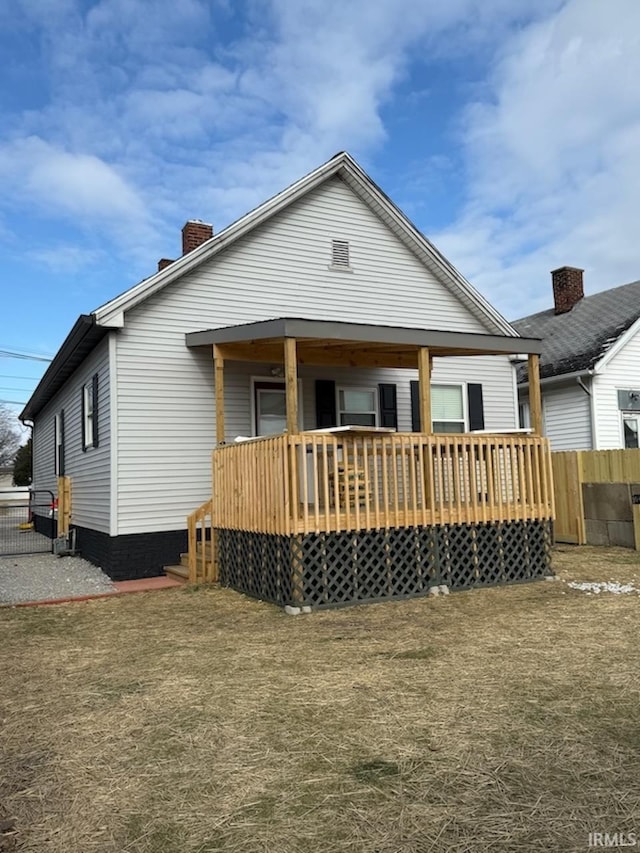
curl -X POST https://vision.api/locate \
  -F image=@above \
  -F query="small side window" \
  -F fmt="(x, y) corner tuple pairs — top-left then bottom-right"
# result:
(623, 414), (639, 449)
(54, 411), (65, 476)
(82, 374), (99, 450)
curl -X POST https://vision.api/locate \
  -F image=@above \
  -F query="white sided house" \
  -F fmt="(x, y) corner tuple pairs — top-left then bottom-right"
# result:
(22, 152), (550, 598)
(514, 268), (640, 452)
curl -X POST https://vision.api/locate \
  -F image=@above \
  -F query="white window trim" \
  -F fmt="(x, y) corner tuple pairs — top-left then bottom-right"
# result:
(431, 382), (468, 433)
(336, 385), (379, 427)
(83, 382), (95, 449)
(250, 376), (304, 437)
(621, 411), (640, 449)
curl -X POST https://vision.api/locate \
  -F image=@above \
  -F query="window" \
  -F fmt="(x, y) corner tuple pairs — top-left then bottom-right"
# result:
(432, 385), (465, 433)
(82, 374), (99, 450)
(254, 381), (287, 436)
(54, 411), (64, 476)
(337, 387), (377, 426)
(330, 239), (350, 269)
(623, 414), (639, 448)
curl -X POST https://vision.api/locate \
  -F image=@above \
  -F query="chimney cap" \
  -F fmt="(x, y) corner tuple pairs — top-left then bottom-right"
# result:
(551, 265), (584, 274)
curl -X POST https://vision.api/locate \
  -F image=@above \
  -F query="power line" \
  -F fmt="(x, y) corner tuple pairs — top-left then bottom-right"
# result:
(0, 388), (32, 393)
(0, 350), (52, 362)
(0, 400), (27, 406)
(0, 374), (41, 380)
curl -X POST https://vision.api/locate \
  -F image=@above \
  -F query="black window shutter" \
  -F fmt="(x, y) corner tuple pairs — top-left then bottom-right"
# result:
(92, 373), (99, 448)
(410, 381), (421, 432)
(378, 384), (397, 429)
(467, 383), (485, 431)
(59, 410), (65, 476)
(81, 384), (86, 451)
(315, 380), (337, 428)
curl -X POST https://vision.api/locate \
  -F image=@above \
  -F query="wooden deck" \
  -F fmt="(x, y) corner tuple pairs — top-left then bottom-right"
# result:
(211, 432), (554, 537)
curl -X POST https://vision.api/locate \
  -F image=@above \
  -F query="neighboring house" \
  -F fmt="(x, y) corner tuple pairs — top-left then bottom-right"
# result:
(0, 467), (29, 505)
(514, 267), (640, 451)
(21, 152), (544, 583)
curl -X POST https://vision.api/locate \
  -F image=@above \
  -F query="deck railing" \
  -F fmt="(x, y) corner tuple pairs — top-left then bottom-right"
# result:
(212, 432), (554, 536)
(187, 498), (216, 583)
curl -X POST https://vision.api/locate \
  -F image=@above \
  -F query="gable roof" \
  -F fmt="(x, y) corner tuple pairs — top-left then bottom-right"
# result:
(93, 151), (517, 337)
(22, 151), (523, 422)
(512, 279), (640, 382)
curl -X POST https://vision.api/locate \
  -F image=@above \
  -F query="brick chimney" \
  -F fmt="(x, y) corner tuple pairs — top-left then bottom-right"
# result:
(552, 266), (584, 314)
(182, 220), (213, 255)
(157, 258), (174, 272)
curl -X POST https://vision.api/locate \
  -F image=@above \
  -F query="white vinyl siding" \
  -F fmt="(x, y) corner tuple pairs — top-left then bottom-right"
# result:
(114, 177), (516, 534)
(592, 326), (640, 449)
(31, 337), (111, 532)
(521, 383), (593, 451)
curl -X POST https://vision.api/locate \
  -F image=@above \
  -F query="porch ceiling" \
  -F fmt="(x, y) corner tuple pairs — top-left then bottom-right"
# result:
(185, 317), (542, 369)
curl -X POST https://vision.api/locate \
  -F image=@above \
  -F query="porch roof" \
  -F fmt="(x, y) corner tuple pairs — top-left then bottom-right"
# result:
(186, 317), (542, 369)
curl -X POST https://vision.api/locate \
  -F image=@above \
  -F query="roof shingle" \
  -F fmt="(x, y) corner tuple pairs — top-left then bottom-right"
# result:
(512, 279), (640, 382)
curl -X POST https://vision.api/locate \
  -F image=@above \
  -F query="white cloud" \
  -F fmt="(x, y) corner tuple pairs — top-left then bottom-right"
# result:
(0, 136), (147, 221)
(30, 245), (104, 273)
(433, 0), (640, 318)
(3, 0), (599, 304)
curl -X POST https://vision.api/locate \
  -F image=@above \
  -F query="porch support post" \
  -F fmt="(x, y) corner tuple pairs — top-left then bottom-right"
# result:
(528, 353), (543, 436)
(284, 337), (299, 435)
(213, 344), (225, 445)
(418, 347), (432, 434)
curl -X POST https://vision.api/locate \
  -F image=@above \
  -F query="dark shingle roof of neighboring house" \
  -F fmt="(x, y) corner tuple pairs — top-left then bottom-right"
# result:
(512, 279), (640, 383)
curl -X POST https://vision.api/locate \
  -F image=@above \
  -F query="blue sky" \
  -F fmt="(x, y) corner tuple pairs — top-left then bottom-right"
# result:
(2, 0), (640, 421)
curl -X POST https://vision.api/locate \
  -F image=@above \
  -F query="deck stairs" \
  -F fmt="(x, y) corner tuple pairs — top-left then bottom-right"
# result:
(164, 541), (215, 584)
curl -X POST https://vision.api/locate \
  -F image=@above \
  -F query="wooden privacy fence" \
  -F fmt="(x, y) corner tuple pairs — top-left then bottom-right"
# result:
(212, 432), (554, 536)
(550, 452), (585, 544)
(552, 449), (640, 545)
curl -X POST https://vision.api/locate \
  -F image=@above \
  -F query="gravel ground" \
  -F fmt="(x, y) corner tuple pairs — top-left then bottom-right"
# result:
(0, 553), (115, 604)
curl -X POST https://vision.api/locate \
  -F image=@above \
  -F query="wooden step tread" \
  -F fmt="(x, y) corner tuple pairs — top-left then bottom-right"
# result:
(164, 564), (189, 582)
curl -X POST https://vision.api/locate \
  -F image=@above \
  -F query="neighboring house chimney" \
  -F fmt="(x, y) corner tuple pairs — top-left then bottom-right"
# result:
(182, 220), (213, 255)
(158, 258), (174, 272)
(552, 266), (584, 314)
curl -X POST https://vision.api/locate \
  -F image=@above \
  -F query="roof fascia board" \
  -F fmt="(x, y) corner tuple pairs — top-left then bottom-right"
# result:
(517, 368), (594, 391)
(590, 314), (640, 374)
(186, 317), (541, 355)
(93, 155), (348, 327)
(20, 315), (110, 421)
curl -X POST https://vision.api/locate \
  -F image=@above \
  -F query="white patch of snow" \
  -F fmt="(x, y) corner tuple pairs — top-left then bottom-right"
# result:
(566, 581), (639, 595)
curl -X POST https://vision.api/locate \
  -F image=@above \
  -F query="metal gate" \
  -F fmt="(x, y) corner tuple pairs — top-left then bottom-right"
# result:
(0, 490), (54, 557)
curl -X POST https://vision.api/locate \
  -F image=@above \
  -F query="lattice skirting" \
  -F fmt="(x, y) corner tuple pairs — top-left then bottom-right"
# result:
(217, 521), (552, 609)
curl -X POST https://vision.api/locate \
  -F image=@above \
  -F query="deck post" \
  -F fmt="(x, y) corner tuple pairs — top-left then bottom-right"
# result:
(284, 337), (299, 435)
(213, 344), (225, 445)
(418, 347), (432, 434)
(528, 353), (543, 436)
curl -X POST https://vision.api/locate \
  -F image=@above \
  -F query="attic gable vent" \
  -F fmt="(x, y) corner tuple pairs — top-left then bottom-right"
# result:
(331, 239), (350, 268)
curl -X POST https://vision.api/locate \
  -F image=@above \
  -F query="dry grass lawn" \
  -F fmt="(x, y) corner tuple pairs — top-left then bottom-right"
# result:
(1, 545), (640, 852)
